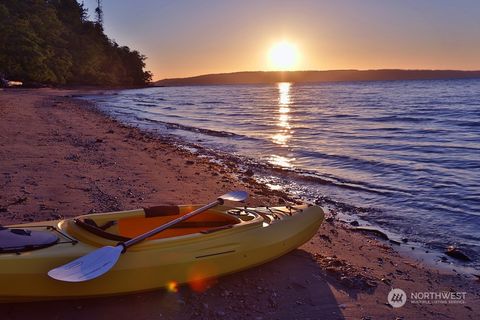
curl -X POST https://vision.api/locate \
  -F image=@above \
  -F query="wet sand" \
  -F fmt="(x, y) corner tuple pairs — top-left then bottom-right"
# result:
(0, 89), (478, 319)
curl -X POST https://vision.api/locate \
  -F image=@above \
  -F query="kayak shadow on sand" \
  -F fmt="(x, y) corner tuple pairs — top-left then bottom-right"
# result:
(0, 250), (350, 320)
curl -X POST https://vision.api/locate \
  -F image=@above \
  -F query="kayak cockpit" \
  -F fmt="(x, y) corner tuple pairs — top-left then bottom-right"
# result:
(65, 205), (246, 245)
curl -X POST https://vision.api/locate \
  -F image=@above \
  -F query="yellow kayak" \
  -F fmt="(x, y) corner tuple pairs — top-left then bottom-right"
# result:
(0, 204), (323, 302)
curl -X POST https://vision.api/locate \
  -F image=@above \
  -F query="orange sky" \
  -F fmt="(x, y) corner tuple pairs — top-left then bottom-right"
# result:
(84, 0), (480, 80)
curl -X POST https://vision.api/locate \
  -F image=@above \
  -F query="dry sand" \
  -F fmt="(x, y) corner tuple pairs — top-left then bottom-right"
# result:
(0, 89), (478, 319)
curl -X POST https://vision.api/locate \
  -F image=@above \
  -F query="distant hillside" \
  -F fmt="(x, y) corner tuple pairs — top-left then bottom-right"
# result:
(155, 70), (480, 86)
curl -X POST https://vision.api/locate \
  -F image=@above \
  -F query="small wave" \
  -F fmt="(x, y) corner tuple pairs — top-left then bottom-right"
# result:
(295, 169), (415, 196)
(137, 103), (158, 107)
(455, 121), (480, 128)
(132, 116), (247, 139)
(367, 115), (434, 123)
(201, 101), (225, 104)
(296, 149), (410, 173)
(358, 127), (404, 132)
(297, 172), (397, 196)
(332, 114), (356, 119)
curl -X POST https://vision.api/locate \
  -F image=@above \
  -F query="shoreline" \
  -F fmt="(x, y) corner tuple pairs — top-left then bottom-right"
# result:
(80, 87), (480, 276)
(0, 89), (478, 319)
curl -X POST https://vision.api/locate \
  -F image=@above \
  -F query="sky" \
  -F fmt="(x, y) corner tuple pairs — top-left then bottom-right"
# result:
(82, 0), (480, 80)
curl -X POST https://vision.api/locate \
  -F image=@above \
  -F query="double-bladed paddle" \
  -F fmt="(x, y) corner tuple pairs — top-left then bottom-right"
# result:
(48, 191), (248, 282)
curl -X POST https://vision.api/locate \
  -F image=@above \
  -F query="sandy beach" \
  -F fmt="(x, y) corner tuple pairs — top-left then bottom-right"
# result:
(0, 89), (478, 320)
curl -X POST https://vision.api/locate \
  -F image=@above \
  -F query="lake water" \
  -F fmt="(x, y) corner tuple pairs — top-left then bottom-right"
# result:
(83, 79), (480, 269)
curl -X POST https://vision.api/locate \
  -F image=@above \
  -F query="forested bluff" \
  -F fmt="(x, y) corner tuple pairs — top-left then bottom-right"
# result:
(0, 0), (152, 87)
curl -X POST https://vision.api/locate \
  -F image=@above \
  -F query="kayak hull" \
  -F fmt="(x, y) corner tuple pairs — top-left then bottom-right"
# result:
(0, 205), (323, 302)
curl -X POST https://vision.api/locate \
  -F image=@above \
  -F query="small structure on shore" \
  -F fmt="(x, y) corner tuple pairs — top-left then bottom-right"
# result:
(0, 74), (23, 88)
(6, 80), (23, 87)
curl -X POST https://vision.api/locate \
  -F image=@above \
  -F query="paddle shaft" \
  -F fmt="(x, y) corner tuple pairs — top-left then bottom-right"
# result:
(121, 199), (222, 249)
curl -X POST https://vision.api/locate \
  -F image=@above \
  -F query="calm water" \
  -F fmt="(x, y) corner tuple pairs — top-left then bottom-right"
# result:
(84, 79), (480, 268)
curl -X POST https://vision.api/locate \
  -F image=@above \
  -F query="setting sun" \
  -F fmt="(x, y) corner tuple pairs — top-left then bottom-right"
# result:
(268, 41), (299, 71)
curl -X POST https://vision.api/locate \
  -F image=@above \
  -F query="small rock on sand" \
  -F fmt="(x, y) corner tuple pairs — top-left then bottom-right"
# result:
(445, 246), (472, 261)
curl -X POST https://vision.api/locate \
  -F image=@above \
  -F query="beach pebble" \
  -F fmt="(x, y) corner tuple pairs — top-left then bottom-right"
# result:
(244, 169), (254, 177)
(65, 154), (80, 161)
(319, 234), (331, 242)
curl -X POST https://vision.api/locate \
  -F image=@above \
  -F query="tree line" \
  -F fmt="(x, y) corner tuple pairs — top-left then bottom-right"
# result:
(0, 0), (152, 86)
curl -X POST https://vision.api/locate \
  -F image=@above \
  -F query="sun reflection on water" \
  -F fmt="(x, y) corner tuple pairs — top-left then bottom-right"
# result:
(272, 82), (292, 146)
(270, 82), (295, 168)
(279, 82), (291, 105)
(268, 154), (294, 168)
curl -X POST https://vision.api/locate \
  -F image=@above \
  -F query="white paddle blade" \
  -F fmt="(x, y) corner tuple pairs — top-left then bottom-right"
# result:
(218, 190), (248, 202)
(48, 246), (123, 282)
